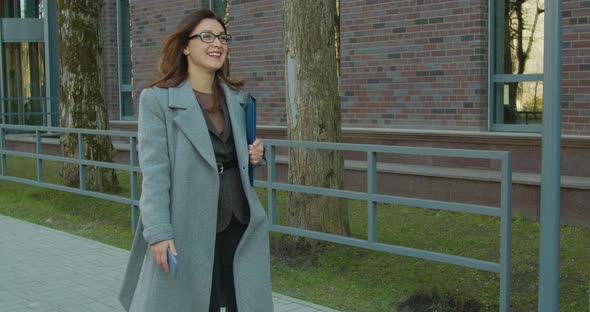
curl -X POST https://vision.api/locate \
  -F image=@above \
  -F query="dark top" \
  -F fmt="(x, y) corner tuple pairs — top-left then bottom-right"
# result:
(193, 90), (250, 232)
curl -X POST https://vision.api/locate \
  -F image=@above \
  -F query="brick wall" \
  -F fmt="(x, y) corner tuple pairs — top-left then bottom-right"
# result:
(562, 0), (590, 135)
(229, 0), (489, 130)
(129, 0), (209, 114)
(340, 0), (488, 131)
(102, 0), (120, 121)
(230, 0), (286, 126)
(129, 0), (590, 136)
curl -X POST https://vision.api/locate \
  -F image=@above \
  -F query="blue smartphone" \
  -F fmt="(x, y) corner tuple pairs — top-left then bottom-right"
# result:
(167, 248), (177, 277)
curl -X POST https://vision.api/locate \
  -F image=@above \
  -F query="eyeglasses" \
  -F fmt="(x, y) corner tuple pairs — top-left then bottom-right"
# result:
(187, 31), (232, 45)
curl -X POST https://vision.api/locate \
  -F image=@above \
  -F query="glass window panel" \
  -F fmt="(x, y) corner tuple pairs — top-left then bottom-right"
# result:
(120, 91), (133, 119)
(2, 42), (46, 125)
(118, 0), (132, 84)
(0, 0), (43, 18)
(117, 0), (133, 119)
(0, 0), (18, 17)
(493, 81), (543, 125)
(494, 0), (544, 75)
(211, 0), (227, 21)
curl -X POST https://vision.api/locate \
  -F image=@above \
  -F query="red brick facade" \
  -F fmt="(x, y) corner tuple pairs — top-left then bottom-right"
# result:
(122, 1), (589, 136)
(337, 1), (489, 130)
(117, 1), (590, 226)
(102, 0), (120, 121)
(128, 0), (209, 114)
(562, 0), (590, 135)
(230, 0), (286, 124)
(225, 0), (590, 135)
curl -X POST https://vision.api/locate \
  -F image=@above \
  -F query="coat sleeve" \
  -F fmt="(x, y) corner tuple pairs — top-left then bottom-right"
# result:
(138, 88), (174, 245)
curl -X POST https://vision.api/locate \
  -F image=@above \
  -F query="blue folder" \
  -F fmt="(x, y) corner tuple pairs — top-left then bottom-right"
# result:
(246, 93), (256, 187)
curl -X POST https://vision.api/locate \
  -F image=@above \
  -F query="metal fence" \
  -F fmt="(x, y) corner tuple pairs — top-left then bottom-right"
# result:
(0, 124), (514, 311)
(1, 97), (59, 127)
(260, 139), (513, 311)
(0, 124), (141, 228)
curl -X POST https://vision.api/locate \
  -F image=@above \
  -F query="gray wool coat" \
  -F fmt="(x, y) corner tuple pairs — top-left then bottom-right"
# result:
(119, 80), (274, 312)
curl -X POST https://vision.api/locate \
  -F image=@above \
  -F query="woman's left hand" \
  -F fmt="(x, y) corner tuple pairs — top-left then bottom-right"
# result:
(248, 138), (264, 164)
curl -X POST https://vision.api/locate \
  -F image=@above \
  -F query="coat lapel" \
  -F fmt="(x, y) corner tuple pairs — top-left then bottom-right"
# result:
(169, 81), (217, 171)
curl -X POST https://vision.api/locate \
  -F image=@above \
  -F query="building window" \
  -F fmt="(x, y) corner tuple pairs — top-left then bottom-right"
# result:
(2, 42), (46, 125)
(117, 0), (133, 120)
(490, 0), (545, 132)
(1, 0), (43, 18)
(209, 0), (227, 21)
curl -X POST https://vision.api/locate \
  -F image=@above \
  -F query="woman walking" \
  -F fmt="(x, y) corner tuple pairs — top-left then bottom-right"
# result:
(119, 8), (273, 312)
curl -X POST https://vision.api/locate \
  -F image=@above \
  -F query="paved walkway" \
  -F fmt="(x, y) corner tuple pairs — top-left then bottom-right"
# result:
(0, 215), (339, 312)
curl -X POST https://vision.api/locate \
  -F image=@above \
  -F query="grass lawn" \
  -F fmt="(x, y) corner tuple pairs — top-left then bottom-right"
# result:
(0, 156), (588, 311)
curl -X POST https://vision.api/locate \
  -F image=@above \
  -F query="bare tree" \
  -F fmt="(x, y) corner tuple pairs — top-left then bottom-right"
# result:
(57, 0), (119, 192)
(284, 0), (350, 254)
(504, 0), (544, 117)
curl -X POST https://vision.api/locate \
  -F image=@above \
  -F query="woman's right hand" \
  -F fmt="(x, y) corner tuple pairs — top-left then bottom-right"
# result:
(150, 239), (177, 273)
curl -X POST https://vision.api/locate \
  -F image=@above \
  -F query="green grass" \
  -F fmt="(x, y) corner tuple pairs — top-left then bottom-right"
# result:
(0, 156), (135, 249)
(1, 156), (588, 311)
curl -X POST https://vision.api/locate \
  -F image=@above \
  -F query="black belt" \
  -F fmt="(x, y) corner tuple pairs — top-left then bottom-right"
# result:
(217, 159), (237, 174)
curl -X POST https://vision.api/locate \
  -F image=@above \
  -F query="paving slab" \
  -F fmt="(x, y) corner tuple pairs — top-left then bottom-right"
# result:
(0, 215), (339, 312)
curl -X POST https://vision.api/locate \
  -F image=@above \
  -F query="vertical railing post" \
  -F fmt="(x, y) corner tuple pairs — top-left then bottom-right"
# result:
(367, 151), (377, 243)
(130, 136), (139, 232)
(78, 132), (86, 190)
(44, 0), (60, 127)
(267, 144), (277, 225)
(0, 98), (5, 125)
(500, 153), (512, 312)
(538, 0), (562, 311)
(35, 130), (43, 182)
(0, 127), (6, 176)
(0, 19), (5, 126)
(18, 98), (24, 125)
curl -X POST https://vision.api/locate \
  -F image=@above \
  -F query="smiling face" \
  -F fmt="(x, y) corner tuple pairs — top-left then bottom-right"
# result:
(183, 18), (228, 75)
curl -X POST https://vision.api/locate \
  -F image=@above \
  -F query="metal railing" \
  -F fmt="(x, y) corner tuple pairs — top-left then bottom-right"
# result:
(0, 124), (141, 229)
(0, 97), (59, 127)
(259, 139), (513, 312)
(0, 124), (513, 311)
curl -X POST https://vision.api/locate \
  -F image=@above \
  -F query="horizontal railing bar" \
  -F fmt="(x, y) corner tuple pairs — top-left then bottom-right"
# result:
(0, 124), (137, 137)
(0, 175), (139, 206)
(270, 225), (500, 273)
(371, 194), (501, 217)
(2, 150), (140, 172)
(257, 180), (368, 200)
(0, 97), (59, 100)
(1, 112), (58, 116)
(264, 139), (510, 160)
(258, 181), (501, 217)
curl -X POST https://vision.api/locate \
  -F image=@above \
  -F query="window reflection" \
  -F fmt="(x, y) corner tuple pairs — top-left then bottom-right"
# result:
(2, 42), (46, 125)
(0, 0), (43, 18)
(495, 0), (545, 75)
(494, 82), (543, 125)
(210, 0), (227, 20)
(493, 0), (545, 128)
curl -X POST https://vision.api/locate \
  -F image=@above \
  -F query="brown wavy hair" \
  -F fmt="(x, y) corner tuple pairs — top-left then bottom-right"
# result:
(148, 9), (243, 108)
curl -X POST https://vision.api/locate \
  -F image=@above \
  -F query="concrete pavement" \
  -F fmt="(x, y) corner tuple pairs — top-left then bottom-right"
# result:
(0, 215), (339, 312)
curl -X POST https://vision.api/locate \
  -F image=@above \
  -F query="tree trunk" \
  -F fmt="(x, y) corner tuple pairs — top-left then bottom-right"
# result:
(284, 0), (350, 254)
(504, 2), (517, 120)
(57, 0), (119, 192)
